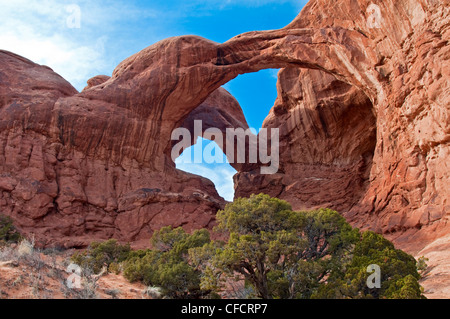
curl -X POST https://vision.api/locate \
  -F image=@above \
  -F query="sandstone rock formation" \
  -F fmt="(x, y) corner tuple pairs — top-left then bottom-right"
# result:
(235, 0), (449, 258)
(0, 0), (448, 297)
(0, 51), (231, 248)
(235, 0), (449, 298)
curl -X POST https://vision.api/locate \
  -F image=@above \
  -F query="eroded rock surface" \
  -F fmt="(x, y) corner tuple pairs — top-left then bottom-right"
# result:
(0, 51), (231, 248)
(235, 0), (449, 257)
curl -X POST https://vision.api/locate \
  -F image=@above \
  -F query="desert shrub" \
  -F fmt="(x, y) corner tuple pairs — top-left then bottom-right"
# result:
(71, 239), (131, 274)
(17, 238), (34, 257)
(108, 262), (122, 275)
(0, 215), (22, 244)
(417, 256), (429, 274)
(123, 226), (213, 299)
(143, 286), (163, 299)
(189, 194), (426, 299)
(191, 194), (360, 299)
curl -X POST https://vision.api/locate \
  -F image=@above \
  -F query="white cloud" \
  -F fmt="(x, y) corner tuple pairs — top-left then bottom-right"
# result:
(178, 0), (305, 12)
(0, 32), (108, 90)
(0, 0), (158, 91)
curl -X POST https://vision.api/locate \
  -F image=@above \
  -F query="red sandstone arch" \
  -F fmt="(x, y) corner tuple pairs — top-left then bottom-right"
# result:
(1, 0), (448, 298)
(74, 27), (380, 172)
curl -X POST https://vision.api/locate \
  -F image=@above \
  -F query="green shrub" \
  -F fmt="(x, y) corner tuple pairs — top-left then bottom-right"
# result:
(417, 256), (429, 274)
(313, 231), (425, 299)
(71, 239), (131, 274)
(123, 226), (212, 299)
(108, 262), (122, 275)
(0, 215), (22, 244)
(119, 194), (425, 300)
(191, 194), (361, 299)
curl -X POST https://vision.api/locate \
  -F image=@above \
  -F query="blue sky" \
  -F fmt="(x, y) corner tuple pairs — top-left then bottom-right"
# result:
(0, 0), (307, 201)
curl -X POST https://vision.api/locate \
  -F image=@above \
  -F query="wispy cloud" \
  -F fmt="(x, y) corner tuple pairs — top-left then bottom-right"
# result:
(0, 0), (159, 91)
(170, 0), (305, 13)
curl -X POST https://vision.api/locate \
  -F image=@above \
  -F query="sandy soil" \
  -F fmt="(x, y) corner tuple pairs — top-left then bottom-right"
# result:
(0, 243), (149, 299)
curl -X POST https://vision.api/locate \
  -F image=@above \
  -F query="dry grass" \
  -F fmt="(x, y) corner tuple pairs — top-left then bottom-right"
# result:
(0, 240), (149, 299)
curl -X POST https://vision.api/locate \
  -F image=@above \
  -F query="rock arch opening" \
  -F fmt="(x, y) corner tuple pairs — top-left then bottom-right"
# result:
(175, 137), (237, 202)
(171, 65), (377, 212)
(234, 67), (377, 213)
(223, 69), (281, 130)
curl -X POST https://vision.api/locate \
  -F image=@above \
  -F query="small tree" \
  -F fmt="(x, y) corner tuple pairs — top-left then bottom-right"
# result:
(191, 194), (425, 299)
(210, 194), (304, 299)
(123, 226), (213, 299)
(71, 239), (131, 274)
(191, 194), (359, 299)
(314, 231), (425, 299)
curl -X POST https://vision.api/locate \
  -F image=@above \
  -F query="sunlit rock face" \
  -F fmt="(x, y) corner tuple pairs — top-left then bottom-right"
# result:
(236, 0), (450, 258)
(0, 0), (448, 297)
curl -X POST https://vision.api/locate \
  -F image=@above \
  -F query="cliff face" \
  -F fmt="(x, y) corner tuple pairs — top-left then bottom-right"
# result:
(0, 51), (231, 248)
(234, 0), (449, 297)
(236, 0), (450, 256)
(235, 67), (377, 215)
(0, 0), (448, 296)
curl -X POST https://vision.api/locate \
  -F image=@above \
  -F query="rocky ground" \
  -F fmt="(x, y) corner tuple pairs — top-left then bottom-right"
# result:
(0, 241), (150, 299)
